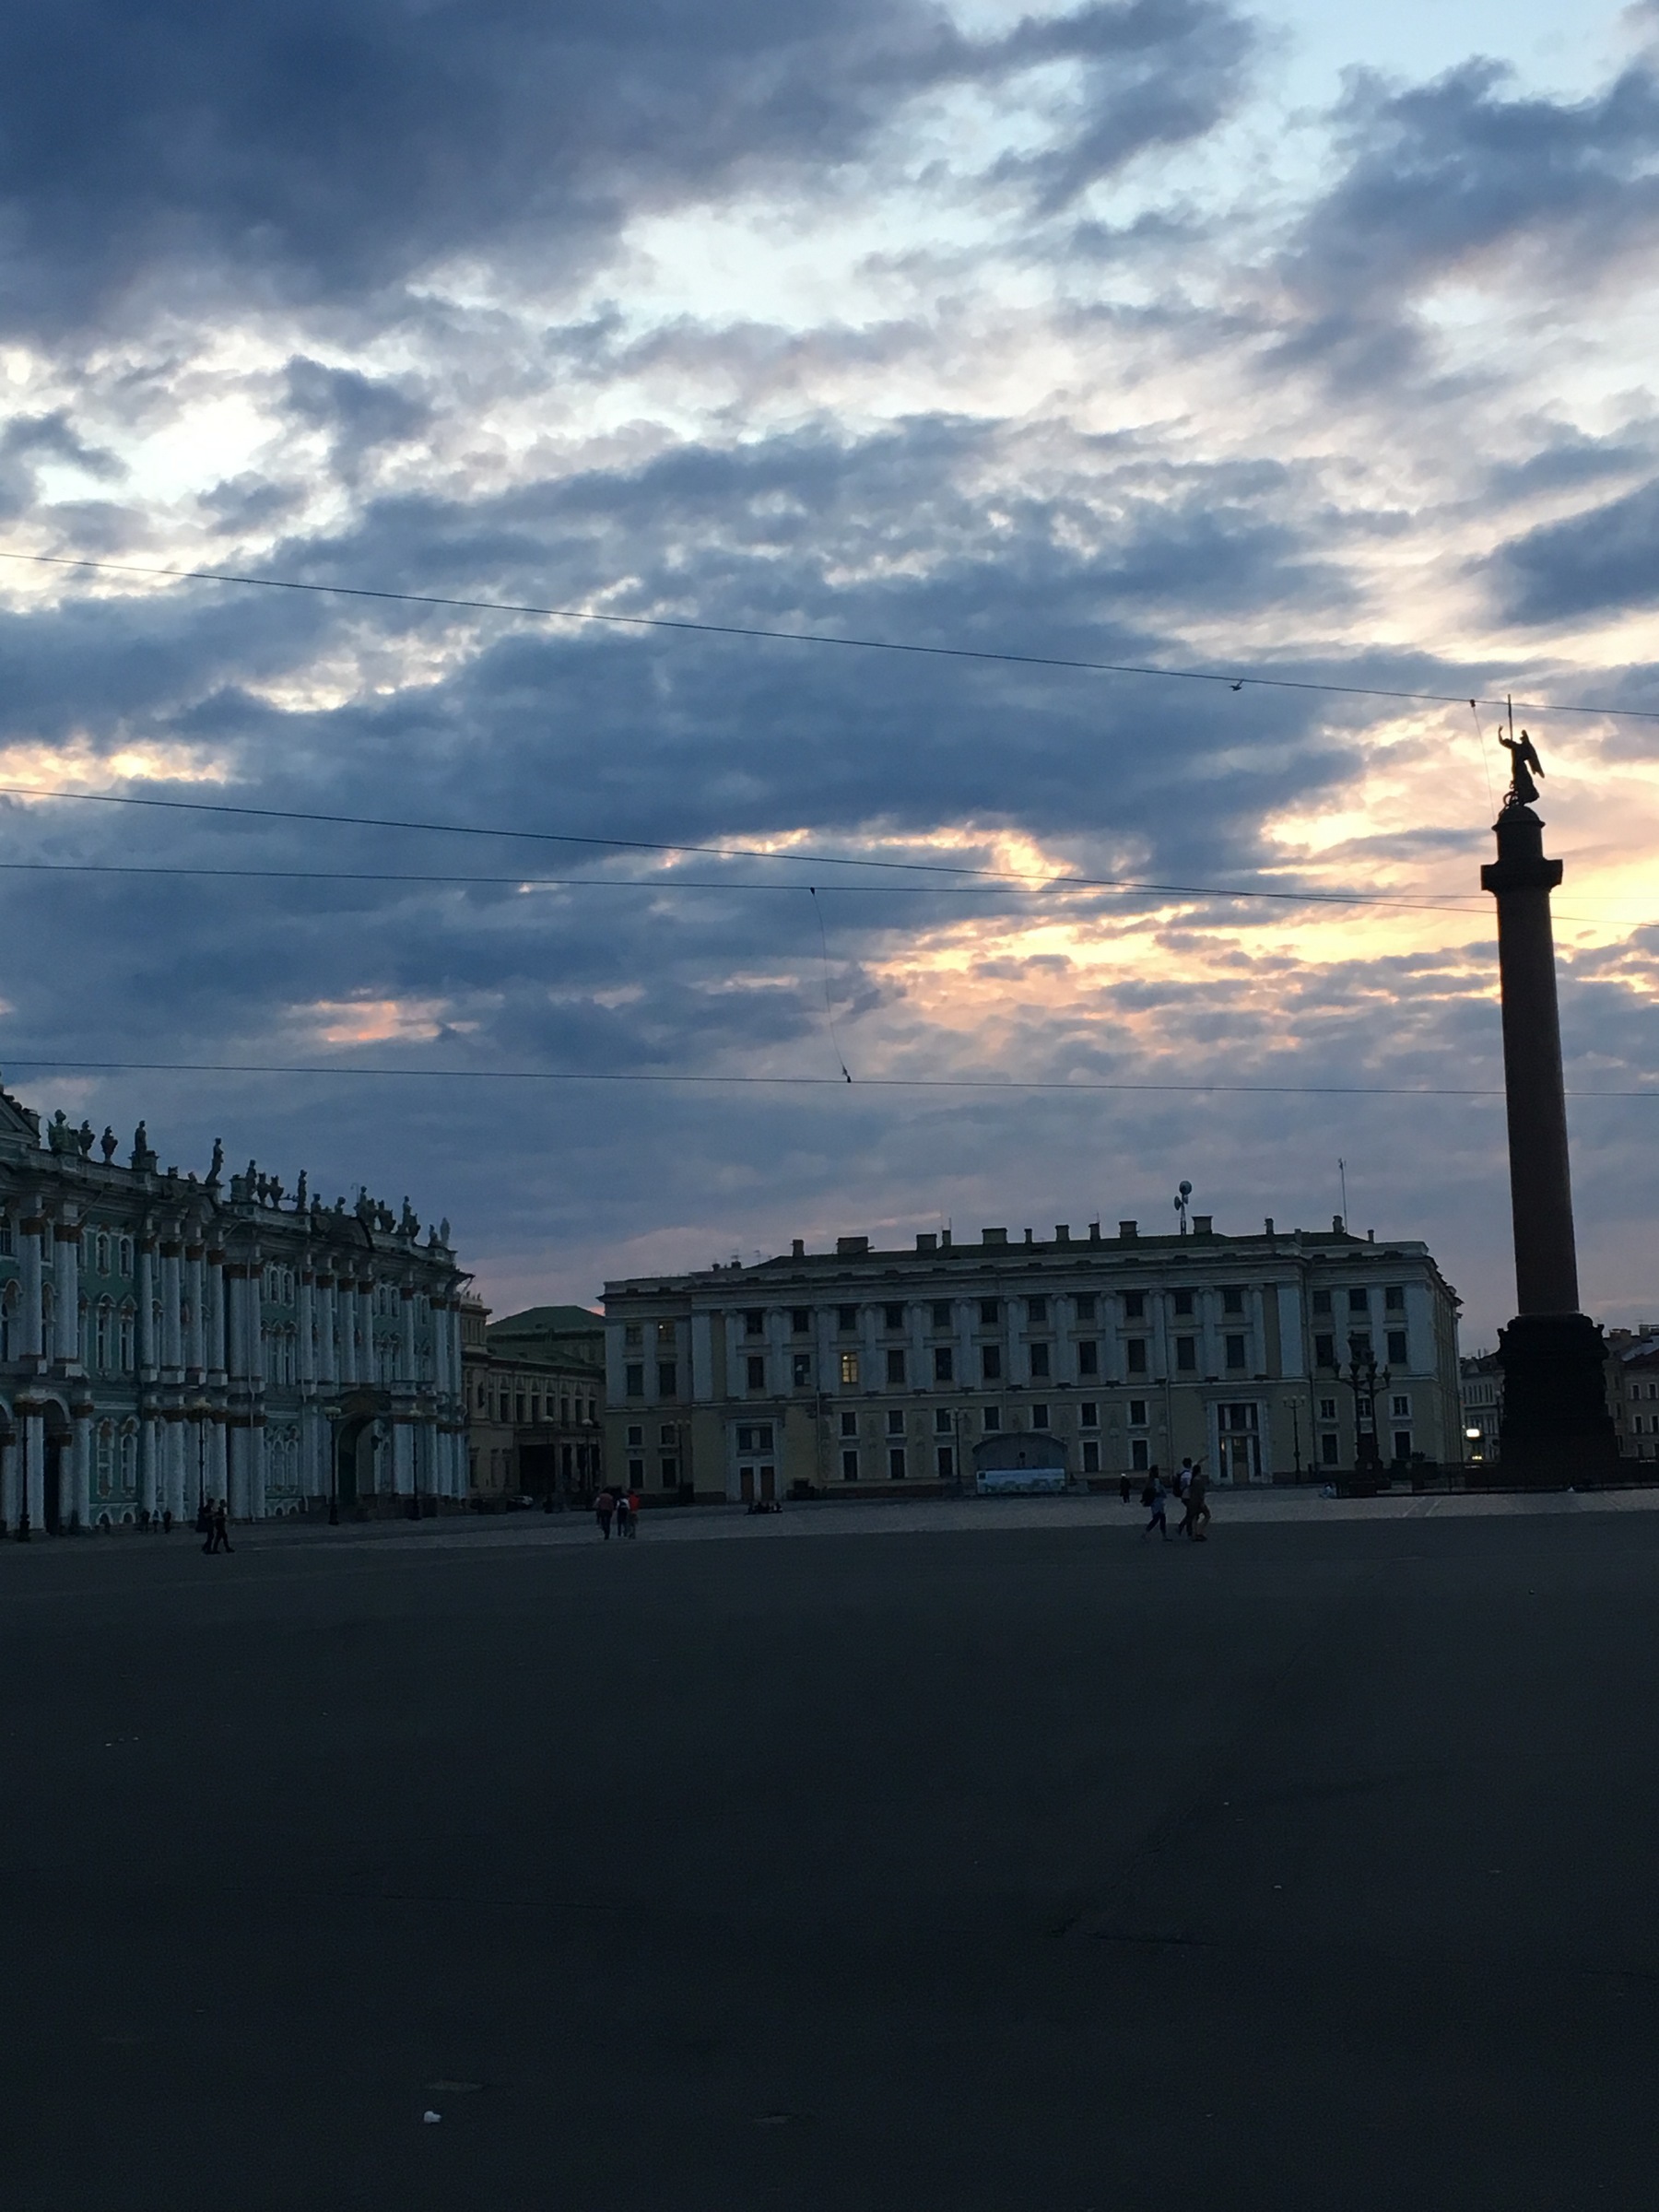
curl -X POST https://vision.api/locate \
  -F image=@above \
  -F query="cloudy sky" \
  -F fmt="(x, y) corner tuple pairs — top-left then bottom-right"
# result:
(1, 0), (1656, 1342)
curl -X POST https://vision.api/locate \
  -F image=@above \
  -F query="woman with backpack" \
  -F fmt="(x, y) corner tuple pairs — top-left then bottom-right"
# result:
(1141, 1465), (1169, 1541)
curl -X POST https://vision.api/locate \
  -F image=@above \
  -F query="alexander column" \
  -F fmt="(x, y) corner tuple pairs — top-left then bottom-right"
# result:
(1480, 729), (1618, 1483)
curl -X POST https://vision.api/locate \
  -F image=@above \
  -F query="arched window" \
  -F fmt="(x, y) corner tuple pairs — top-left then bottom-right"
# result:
(96, 1231), (110, 1275)
(119, 1422), (136, 1492)
(95, 1298), (113, 1373)
(0, 1279), (18, 1360)
(119, 1237), (133, 1277)
(96, 1420), (114, 1495)
(77, 1292), (88, 1366)
(119, 1301), (135, 1371)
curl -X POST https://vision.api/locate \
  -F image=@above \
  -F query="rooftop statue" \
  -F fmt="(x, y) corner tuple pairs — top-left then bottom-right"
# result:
(100, 1125), (118, 1163)
(206, 1137), (224, 1190)
(1500, 725), (1545, 808)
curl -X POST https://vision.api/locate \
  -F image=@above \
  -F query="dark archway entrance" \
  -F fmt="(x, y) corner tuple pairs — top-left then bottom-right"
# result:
(42, 1406), (71, 1534)
(333, 1394), (383, 1515)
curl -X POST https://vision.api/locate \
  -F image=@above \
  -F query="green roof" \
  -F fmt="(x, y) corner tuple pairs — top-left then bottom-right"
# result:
(488, 1303), (604, 1337)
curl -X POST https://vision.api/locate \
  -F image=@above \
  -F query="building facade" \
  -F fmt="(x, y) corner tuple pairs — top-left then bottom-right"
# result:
(604, 1213), (1463, 1500)
(1460, 1352), (1503, 1464)
(0, 1081), (468, 1530)
(1607, 1330), (1659, 1464)
(460, 1300), (606, 1504)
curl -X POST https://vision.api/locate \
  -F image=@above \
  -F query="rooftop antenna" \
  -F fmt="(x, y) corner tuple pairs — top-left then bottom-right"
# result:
(1337, 1158), (1348, 1227)
(1173, 1179), (1193, 1236)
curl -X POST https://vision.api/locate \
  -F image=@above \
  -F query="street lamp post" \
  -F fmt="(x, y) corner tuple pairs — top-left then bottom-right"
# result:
(1343, 1342), (1390, 1485)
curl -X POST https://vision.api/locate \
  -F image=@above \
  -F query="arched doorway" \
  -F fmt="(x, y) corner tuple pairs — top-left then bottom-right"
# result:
(333, 1394), (383, 1514)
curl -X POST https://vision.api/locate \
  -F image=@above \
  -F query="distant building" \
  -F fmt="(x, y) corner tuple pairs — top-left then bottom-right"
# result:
(603, 1214), (1463, 1501)
(1459, 1351), (1503, 1464)
(1606, 1328), (1659, 1465)
(0, 1079), (467, 1530)
(461, 1298), (606, 1503)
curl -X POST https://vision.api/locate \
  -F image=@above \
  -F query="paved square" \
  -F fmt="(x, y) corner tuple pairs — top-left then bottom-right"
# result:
(6, 1502), (1654, 2210)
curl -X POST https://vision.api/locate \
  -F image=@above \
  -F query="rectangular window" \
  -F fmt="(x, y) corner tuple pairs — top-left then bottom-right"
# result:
(627, 1424), (643, 1447)
(1319, 1398), (1337, 1420)
(840, 1349), (860, 1385)
(744, 1309), (766, 1338)
(886, 1348), (906, 1386)
(628, 1456), (645, 1482)
(982, 1406), (1001, 1431)
(1077, 1339), (1099, 1376)
(660, 1457), (679, 1484)
(1175, 1336), (1196, 1372)
(657, 1362), (677, 1397)
(1126, 1338), (1147, 1373)
(934, 1408), (952, 1434)
(1385, 1286), (1406, 1311)
(659, 1424), (677, 1446)
(1131, 1438), (1149, 1471)
(625, 1362), (643, 1397)
(931, 1300), (953, 1328)
(656, 1320), (676, 1348)
(1393, 1430), (1412, 1461)
(1080, 1402), (1099, 1428)
(982, 1345), (1002, 1382)
(1027, 1295), (1048, 1324)
(792, 1353), (812, 1387)
(837, 1305), (859, 1331)
(886, 1409), (905, 1436)
(934, 1347), (953, 1383)
(1225, 1335), (1246, 1369)
(841, 1449), (859, 1481)
(747, 1355), (765, 1389)
(1031, 1404), (1050, 1430)
(841, 1411), (858, 1438)
(1124, 1292), (1145, 1319)
(790, 1308), (811, 1335)
(737, 1425), (756, 1451)
(1348, 1288), (1369, 1313)
(1075, 1294), (1097, 1323)
(1312, 1288), (1331, 1316)
(1391, 1394), (1411, 1419)
(883, 1303), (905, 1330)
(1029, 1343), (1050, 1379)
(1223, 1287), (1245, 1314)
(0, 1217), (12, 1256)
(888, 1447), (907, 1481)
(1387, 1331), (1408, 1365)
(625, 1324), (642, 1347)
(979, 1299), (999, 1324)
(1172, 1289), (1194, 1317)
(1321, 1432), (1340, 1465)
(516, 1394), (527, 1423)
(1128, 1399), (1147, 1427)
(1314, 1334), (1335, 1369)
(936, 1445), (955, 1479)
(1348, 1334), (1372, 1362)
(1082, 1441), (1100, 1474)
(530, 1395), (541, 1425)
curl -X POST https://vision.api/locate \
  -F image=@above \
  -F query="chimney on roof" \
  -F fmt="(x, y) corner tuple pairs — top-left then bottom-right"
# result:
(837, 1235), (869, 1256)
(916, 1232), (936, 1253)
(982, 1228), (1007, 1246)
(1055, 1224), (1070, 1243)
(792, 1238), (805, 1258)
(1119, 1220), (1137, 1241)
(1023, 1229), (1033, 1244)
(1265, 1218), (1275, 1236)
(1334, 1215), (1345, 1233)
(1088, 1221), (1100, 1243)
(1193, 1215), (1213, 1237)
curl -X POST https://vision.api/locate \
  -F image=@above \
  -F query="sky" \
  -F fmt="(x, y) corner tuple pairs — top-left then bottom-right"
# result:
(0, 0), (1656, 1345)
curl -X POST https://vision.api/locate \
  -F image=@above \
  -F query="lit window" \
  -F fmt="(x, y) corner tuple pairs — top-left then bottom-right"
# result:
(840, 1350), (860, 1386)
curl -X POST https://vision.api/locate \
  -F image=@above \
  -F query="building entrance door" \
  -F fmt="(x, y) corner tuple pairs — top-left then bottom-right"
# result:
(1215, 1403), (1264, 1484)
(738, 1460), (776, 1504)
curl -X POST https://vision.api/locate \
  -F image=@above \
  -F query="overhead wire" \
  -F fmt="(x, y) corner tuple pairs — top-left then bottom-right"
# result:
(3, 547), (1656, 724)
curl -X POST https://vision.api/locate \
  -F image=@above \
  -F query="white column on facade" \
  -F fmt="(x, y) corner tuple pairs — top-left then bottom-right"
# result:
(206, 1249), (227, 1380)
(137, 1237), (157, 1375)
(208, 1412), (228, 1504)
(184, 1242), (205, 1375)
(338, 1277), (357, 1386)
(70, 1404), (92, 1527)
(163, 1412), (186, 1519)
(398, 1284), (416, 1386)
(55, 1221), (82, 1370)
(0, 1435), (17, 1529)
(138, 1417), (158, 1517)
(19, 1213), (44, 1361)
(298, 1269), (315, 1386)
(228, 1422), (248, 1518)
(160, 1239), (182, 1376)
(392, 1418), (414, 1495)
(23, 1409), (45, 1526)
(249, 1418), (266, 1518)
(360, 1277), (376, 1389)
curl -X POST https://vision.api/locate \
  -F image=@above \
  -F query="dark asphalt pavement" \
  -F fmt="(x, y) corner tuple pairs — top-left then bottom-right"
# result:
(4, 1510), (1653, 2211)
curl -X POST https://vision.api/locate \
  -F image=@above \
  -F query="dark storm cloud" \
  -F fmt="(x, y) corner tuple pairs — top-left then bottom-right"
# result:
(0, 0), (1254, 335)
(1495, 475), (1659, 625)
(1276, 53), (1659, 377)
(0, 410), (124, 519)
(280, 357), (431, 479)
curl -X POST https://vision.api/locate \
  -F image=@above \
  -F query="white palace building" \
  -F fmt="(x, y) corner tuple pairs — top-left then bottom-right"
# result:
(0, 1077), (469, 1531)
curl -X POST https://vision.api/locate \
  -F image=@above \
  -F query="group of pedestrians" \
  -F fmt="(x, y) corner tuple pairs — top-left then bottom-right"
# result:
(594, 1487), (641, 1540)
(1137, 1457), (1210, 1544)
(196, 1498), (233, 1554)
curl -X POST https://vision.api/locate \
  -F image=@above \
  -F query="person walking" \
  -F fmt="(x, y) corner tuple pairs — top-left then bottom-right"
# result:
(595, 1488), (615, 1540)
(1141, 1466), (1169, 1541)
(1175, 1458), (1195, 1539)
(1189, 1460), (1211, 1542)
(200, 1500), (215, 1555)
(625, 1488), (641, 1536)
(614, 1489), (632, 1540)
